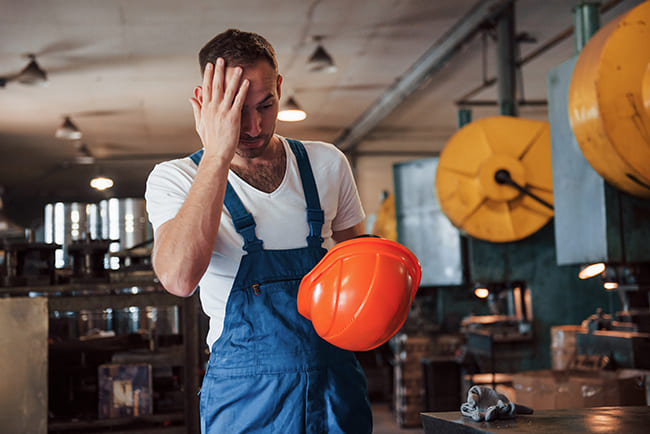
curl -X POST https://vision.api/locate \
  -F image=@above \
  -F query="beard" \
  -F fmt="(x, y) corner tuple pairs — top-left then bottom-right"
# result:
(236, 132), (275, 159)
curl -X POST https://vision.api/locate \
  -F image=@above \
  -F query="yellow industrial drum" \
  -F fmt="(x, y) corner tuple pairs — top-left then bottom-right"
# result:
(371, 193), (397, 241)
(569, 1), (650, 198)
(435, 116), (554, 243)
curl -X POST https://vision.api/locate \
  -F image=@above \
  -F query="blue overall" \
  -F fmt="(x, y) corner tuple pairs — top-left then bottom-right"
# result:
(190, 139), (372, 434)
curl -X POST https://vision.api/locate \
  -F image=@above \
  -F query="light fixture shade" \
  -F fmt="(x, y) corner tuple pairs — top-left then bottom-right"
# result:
(308, 45), (337, 73)
(578, 262), (606, 279)
(55, 116), (82, 140)
(277, 97), (307, 122)
(474, 287), (489, 299)
(17, 55), (47, 86)
(90, 176), (114, 191)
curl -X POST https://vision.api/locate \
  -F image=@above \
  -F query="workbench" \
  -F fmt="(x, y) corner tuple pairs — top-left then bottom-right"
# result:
(421, 406), (650, 433)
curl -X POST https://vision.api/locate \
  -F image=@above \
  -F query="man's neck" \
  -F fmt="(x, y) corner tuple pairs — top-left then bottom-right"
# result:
(230, 136), (286, 193)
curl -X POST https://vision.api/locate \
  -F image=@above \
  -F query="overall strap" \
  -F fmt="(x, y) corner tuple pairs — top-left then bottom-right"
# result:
(188, 149), (263, 253)
(189, 149), (204, 166)
(223, 184), (263, 253)
(286, 139), (324, 248)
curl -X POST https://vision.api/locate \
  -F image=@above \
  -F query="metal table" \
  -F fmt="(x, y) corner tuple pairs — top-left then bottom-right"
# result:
(421, 406), (650, 433)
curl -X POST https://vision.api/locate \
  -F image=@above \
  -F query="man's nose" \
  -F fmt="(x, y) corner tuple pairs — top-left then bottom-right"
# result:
(241, 110), (262, 136)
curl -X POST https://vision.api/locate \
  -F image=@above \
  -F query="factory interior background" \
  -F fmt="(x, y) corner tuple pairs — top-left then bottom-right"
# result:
(1, 0), (649, 432)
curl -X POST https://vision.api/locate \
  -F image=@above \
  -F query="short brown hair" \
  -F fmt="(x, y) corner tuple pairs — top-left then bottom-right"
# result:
(198, 29), (278, 74)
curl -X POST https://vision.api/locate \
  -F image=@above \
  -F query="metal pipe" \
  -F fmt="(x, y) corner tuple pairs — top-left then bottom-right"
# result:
(517, 27), (575, 67)
(457, 108), (472, 128)
(334, 0), (516, 152)
(497, 2), (518, 116)
(458, 99), (547, 107)
(573, 2), (602, 52)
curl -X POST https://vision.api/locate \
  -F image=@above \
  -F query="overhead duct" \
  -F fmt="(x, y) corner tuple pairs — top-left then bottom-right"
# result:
(335, 0), (516, 152)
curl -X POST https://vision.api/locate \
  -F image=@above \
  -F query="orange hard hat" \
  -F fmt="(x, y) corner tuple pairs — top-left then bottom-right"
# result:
(298, 236), (422, 351)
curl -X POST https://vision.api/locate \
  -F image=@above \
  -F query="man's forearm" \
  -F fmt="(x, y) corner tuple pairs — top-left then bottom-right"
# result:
(332, 221), (365, 244)
(152, 156), (230, 297)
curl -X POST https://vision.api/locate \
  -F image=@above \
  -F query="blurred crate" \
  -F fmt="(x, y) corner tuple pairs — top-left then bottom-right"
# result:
(394, 334), (435, 355)
(421, 356), (462, 412)
(98, 363), (152, 419)
(392, 333), (434, 428)
(395, 405), (423, 428)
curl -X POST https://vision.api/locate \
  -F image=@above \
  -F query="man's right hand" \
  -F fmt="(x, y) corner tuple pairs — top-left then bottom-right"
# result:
(153, 58), (249, 297)
(189, 57), (250, 163)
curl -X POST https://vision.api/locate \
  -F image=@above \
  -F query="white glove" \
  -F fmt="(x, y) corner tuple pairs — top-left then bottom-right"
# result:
(460, 385), (516, 422)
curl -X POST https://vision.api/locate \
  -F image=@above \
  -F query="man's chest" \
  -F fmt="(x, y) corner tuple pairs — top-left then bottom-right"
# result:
(231, 163), (284, 193)
(230, 146), (287, 193)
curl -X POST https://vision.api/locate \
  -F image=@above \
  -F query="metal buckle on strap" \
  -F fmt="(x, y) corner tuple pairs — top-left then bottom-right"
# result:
(307, 209), (324, 235)
(307, 208), (324, 246)
(233, 213), (263, 252)
(233, 213), (255, 231)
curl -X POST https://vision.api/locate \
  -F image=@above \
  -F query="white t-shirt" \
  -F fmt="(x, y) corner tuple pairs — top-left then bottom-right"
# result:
(145, 136), (365, 349)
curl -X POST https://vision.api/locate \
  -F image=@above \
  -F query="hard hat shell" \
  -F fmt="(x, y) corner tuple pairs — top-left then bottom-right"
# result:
(298, 236), (421, 351)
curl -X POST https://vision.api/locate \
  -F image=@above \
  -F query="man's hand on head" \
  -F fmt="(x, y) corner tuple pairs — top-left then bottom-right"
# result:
(189, 57), (249, 164)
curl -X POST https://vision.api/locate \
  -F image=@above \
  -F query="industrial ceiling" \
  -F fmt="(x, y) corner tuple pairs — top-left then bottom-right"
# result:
(0, 0), (643, 228)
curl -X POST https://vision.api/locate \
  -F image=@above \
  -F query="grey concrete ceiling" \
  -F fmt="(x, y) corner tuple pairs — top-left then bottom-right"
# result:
(0, 0), (643, 225)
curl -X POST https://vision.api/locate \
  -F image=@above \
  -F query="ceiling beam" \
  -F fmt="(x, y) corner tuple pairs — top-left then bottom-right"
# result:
(334, 0), (516, 152)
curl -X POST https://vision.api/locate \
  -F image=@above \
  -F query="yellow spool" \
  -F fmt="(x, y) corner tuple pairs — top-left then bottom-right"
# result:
(372, 193), (397, 242)
(435, 116), (554, 243)
(569, 1), (650, 198)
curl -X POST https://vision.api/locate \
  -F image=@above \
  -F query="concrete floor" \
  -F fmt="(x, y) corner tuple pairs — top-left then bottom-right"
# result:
(371, 403), (425, 434)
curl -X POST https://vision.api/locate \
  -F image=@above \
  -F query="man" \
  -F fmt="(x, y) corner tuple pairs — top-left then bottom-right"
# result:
(145, 29), (373, 433)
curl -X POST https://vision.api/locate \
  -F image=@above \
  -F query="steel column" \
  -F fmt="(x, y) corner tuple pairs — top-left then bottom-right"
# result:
(573, 2), (602, 53)
(496, 2), (518, 116)
(457, 108), (472, 128)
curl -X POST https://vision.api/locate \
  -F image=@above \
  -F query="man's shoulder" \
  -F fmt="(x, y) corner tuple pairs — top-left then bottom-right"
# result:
(288, 138), (344, 161)
(149, 154), (198, 178)
(284, 138), (351, 180)
(295, 138), (337, 151)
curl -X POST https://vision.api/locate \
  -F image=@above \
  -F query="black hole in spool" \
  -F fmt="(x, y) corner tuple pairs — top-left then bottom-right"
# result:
(494, 169), (511, 185)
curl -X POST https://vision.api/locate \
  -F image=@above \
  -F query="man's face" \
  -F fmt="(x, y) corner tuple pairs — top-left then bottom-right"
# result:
(225, 60), (281, 159)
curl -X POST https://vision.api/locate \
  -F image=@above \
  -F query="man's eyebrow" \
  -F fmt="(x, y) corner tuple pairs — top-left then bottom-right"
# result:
(256, 93), (274, 105)
(243, 93), (275, 109)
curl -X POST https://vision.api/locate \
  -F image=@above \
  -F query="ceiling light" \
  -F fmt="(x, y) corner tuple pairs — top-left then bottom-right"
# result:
(474, 287), (489, 299)
(473, 281), (490, 299)
(17, 55), (47, 86)
(603, 282), (618, 290)
(277, 97), (307, 122)
(74, 155), (95, 165)
(307, 44), (337, 73)
(55, 116), (82, 140)
(90, 176), (114, 191)
(578, 262), (606, 279)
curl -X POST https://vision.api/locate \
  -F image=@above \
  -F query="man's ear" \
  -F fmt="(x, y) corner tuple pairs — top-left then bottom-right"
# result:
(193, 86), (203, 104)
(276, 74), (282, 100)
